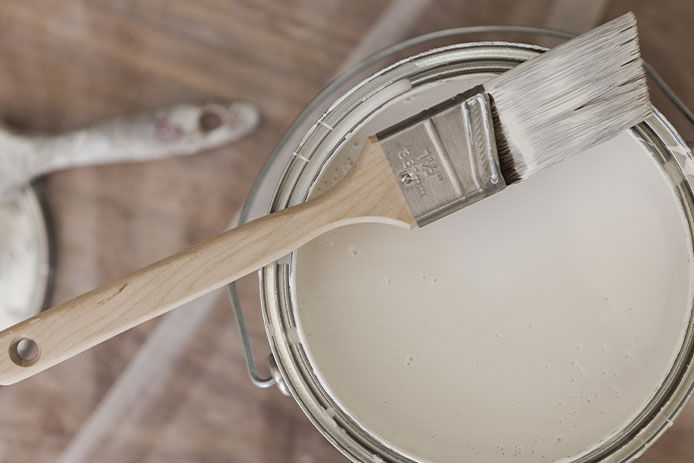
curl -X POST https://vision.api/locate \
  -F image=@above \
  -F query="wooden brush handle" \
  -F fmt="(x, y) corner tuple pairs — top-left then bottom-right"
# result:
(0, 138), (415, 385)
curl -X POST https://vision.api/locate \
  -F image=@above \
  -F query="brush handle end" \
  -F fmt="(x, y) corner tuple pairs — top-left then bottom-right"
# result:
(0, 137), (414, 385)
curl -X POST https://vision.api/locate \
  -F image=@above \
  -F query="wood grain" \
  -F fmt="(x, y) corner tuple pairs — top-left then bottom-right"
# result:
(0, 1), (390, 461)
(0, 139), (414, 385)
(0, 1), (691, 462)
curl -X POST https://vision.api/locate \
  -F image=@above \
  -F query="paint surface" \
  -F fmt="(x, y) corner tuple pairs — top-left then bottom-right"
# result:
(292, 76), (693, 462)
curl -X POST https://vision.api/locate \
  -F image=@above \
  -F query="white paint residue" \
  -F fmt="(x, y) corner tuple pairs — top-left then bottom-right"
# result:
(0, 191), (47, 329)
(292, 76), (693, 462)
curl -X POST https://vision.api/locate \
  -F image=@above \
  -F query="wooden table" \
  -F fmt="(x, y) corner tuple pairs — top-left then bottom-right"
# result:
(0, 1), (692, 461)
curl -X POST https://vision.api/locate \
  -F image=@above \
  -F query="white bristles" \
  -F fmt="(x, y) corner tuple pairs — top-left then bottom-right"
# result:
(485, 12), (651, 183)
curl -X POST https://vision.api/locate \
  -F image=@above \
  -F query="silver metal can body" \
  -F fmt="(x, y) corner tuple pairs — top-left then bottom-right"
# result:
(245, 42), (694, 462)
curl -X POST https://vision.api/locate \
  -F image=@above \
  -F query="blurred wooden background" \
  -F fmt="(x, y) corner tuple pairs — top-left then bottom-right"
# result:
(0, 0), (692, 461)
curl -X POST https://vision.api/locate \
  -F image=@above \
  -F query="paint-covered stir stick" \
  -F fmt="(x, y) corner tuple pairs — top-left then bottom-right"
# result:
(0, 13), (650, 385)
(0, 101), (260, 195)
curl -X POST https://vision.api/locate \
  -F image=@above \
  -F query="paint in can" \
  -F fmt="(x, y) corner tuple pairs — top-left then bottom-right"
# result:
(234, 40), (694, 462)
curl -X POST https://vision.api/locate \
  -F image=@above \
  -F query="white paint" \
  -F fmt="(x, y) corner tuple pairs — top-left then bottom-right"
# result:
(292, 76), (693, 462)
(0, 102), (259, 195)
(0, 191), (50, 329)
(0, 101), (260, 328)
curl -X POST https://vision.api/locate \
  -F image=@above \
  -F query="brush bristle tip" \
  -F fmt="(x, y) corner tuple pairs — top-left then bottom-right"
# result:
(486, 12), (651, 183)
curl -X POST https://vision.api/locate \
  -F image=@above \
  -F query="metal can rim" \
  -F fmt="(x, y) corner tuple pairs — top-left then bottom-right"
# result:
(260, 42), (694, 463)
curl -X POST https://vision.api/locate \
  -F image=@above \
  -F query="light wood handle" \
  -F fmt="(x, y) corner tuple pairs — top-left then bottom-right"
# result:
(0, 138), (415, 385)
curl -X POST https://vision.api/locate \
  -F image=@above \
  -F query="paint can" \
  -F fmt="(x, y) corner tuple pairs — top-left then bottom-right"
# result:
(0, 188), (53, 330)
(232, 40), (694, 462)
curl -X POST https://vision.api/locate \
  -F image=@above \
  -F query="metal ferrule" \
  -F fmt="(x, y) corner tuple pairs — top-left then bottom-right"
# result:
(376, 85), (506, 226)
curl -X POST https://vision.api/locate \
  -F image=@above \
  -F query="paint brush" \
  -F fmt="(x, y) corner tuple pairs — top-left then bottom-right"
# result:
(0, 12), (650, 384)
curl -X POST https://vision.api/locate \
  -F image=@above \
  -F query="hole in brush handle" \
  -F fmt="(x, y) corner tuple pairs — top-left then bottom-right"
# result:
(9, 338), (41, 367)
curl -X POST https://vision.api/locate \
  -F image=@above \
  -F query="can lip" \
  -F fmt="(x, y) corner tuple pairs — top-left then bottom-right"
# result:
(256, 42), (694, 463)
